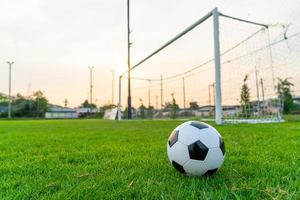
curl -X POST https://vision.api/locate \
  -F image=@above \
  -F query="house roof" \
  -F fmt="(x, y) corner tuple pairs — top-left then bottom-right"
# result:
(48, 104), (77, 113)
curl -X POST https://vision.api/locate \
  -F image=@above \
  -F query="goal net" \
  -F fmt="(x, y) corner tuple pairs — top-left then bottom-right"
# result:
(118, 7), (300, 124)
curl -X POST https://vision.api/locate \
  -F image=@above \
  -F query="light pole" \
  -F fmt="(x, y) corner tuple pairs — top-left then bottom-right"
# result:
(127, 0), (132, 119)
(260, 78), (265, 102)
(160, 75), (163, 109)
(111, 70), (115, 105)
(254, 62), (260, 114)
(208, 83), (215, 116)
(182, 77), (186, 109)
(260, 78), (265, 114)
(148, 80), (151, 107)
(7, 61), (14, 119)
(88, 66), (94, 112)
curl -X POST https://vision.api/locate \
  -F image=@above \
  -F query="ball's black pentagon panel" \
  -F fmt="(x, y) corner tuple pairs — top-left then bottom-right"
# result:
(188, 140), (209, 160)
(190, 121), (209, 130)
(204, 168), (218, 176)
(219, 137), (225, 155)
(172, 161), (186, 174)
(168, 130), (179, 147)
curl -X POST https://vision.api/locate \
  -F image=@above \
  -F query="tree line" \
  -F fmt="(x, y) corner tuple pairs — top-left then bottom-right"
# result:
(0, 76), (297, 119)
(240, 76), (299, 117)
(0, 91), (48, 118)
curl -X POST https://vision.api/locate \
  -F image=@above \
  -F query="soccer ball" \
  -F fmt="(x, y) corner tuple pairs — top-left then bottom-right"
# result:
(167, 121), (225, 176)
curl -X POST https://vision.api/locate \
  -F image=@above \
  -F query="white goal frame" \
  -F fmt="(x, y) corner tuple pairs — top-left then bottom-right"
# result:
(117, 7), (281, 124)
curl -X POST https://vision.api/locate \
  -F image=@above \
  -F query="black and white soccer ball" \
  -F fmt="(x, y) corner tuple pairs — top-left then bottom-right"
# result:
(167, 121), (225, 176)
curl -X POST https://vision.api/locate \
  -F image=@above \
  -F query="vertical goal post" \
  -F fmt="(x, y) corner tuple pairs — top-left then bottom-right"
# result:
(117, 7), (270, 124)
(212, 8), (222, 125)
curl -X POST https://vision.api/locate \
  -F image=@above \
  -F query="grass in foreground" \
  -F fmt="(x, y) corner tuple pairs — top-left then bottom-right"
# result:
(0, 117), (299, 199)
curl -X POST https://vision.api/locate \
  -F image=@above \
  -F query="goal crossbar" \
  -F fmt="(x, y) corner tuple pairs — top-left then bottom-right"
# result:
(219, 13), (268, 28)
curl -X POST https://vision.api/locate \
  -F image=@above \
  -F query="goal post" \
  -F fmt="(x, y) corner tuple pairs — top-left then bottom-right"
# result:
(212, 8), (223, 125)
(117, 7), (284, 124)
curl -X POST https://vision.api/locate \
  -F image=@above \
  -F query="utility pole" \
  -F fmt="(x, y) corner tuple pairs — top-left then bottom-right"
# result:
(254, 64), (260, 114)
(208, 83), (215, 116)
(155, 96), (158, 110)
(209, 83), (215, 106)
(160, 75), (163, 109)
(260, 78), (265, 102)
(88, 66), (94, 111)
(148, 80), (151, 107)
(127, 0), (132, 119)
(117, 76), (122, 120)
(212, 83), (215, 106)
(111, 70), (115, 105)
(208, 84), (211, 116)
(260, 78), (265, 114)
(182, 77), (186, 109)
(7, 61), (14, 119)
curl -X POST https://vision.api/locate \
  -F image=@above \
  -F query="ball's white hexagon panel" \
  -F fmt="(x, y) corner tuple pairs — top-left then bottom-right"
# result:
(204, 147), (224, 170)
(177, 125), (202, 146)
(183, 159), (208, 176)
(177, 123), (220, 148)
(173, 121), (191, 132)
(167, 141), (190, 166)
(195, 128), (221, 148)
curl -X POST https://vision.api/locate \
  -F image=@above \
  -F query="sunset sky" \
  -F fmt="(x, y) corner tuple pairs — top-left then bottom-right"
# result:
(0, 0), (299, 108)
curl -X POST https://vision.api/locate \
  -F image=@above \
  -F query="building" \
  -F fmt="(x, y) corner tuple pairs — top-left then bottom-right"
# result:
(0, 92), (8, 115)
(195, 105), (214, 117)
(195, 105), (241, 117)
(45, 105), (78, 119)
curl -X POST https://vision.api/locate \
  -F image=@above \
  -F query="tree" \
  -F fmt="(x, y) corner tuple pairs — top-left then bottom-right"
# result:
(276, 78), (294, 114)
(101, 104), (116, 110)
(0, 93), (8, 103)
(0, 90), (50, 118)
(164, 102), (171, 110)
(170, 93), (179, 119)
(123, 106), (136, 119)
(240, 75), (251, 118)
(147, 105), (154, 119)
(189, 101), (199, 110)
(81, 99), (96, 109)
(81, 100), (90, 108)
(0, 93), (8, 117)
(12, 93), (29, 117)
(138, 104), (146, 119)
(136, 98), (146, 119)
(33, 91), (48, 118)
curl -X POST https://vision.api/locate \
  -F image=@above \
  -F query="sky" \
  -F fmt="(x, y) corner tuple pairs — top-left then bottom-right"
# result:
(0, 0), (299, 108)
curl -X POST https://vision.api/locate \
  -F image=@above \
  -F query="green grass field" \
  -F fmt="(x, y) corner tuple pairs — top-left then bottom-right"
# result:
(0, 117), (299, 199)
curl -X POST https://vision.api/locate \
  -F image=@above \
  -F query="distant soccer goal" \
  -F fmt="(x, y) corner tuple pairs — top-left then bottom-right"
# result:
(118, 7), (300, 124)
